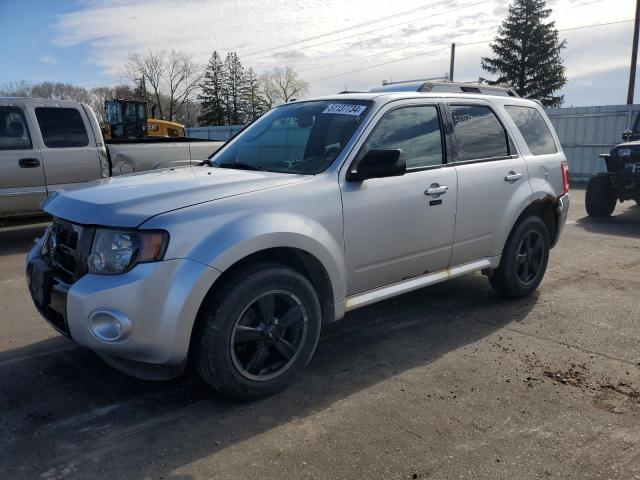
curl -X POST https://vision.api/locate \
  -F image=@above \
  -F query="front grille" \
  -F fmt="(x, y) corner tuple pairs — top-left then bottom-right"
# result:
(46, 219), (94, 284)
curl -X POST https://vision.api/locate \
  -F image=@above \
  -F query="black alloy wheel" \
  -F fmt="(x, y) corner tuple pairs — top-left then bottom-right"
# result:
(515, 231), (544, 285)
(230, 290), (308, 381)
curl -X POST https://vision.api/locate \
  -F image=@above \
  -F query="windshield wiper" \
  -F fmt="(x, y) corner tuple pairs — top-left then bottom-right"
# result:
(217, 162), (266, 171)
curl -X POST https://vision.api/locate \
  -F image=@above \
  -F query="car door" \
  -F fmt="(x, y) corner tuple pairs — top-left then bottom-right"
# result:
(0, 105), (46, 216)
(446, 100), (532, 266)
(33, 106), (102, 191)
(340, 101), (457, 295)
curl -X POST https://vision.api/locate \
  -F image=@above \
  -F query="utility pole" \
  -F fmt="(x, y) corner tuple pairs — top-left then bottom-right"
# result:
(449, 43), (456, 82)
(627, 0), (640, 104)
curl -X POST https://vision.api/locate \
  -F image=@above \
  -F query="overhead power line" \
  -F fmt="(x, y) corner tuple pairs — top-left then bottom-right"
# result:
(308, 19), (634, 83)
(241, 0), (459, 58)
(251, 0), (613, 68)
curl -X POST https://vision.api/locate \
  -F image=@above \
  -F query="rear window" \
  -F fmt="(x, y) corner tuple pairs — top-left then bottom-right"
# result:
(0, 106), (32, 150)
(505, 105), (557, 155)
(450, 105), (509, 161)
(35, 107), (89, 148)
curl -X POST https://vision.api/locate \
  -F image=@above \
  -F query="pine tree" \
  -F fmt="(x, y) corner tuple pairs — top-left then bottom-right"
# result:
(198, 51), (227, 126)
(241, 67), (268, 122)
(481, 0), (567, 107)
(224, 52), (246, 125)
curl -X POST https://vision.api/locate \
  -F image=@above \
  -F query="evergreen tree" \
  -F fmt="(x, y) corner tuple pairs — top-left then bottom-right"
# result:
(198, 51), (228, 126)
(241, 67), (268, 122)
(481, 0), (566, 107)
(224, 52), (246, 125)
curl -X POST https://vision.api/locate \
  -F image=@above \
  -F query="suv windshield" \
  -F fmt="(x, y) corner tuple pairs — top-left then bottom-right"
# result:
(210, 100), (371, 174)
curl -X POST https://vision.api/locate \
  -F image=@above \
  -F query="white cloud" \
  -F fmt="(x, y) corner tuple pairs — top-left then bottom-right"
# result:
(47, 0), (637, 104)
(38, 54), (57, 65)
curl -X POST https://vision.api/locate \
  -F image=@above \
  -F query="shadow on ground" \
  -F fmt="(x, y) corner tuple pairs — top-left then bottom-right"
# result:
(0, 270), (537, 480)
(574, 203), (640, 239)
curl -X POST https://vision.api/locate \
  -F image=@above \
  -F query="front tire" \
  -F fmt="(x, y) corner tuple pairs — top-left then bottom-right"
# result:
(586, 173), (617, 217)
(196, 263), (321, 400)
(490, 216), (550, 299)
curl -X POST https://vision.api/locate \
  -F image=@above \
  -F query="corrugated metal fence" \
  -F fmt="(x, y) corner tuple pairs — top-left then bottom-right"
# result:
(545, 104), (640, 181)
(186, 125), (244, 141)
(189, 105), (640, 181)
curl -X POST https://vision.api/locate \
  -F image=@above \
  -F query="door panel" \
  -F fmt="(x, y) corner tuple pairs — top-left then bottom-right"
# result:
(447, 102), (531, 265)
(34, 107), (101, 190)
(452, 157), (529, 264)
(0, 105), (45, 216)
(340, 102), (457, 295)
(342, 168), (457, 294)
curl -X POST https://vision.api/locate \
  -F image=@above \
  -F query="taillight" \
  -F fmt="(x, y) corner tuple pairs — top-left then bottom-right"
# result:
(561, 161), (569, 194)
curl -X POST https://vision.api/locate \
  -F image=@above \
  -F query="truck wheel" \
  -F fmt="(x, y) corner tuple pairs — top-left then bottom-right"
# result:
(490, 216), (550, 299)
(585, 173), (616, 217)
(196, 263), (321, 400)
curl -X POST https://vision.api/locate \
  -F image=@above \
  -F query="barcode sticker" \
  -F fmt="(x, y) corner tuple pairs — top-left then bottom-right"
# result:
(322, 104), (367, 116)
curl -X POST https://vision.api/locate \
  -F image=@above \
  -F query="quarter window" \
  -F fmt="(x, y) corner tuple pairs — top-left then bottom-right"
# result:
(365, 105), (444, 169)
(35, 107), (89, 148)
(0, 106), (32, 150)
(505, 105), (557, 155)
(450, 105), (509, 162)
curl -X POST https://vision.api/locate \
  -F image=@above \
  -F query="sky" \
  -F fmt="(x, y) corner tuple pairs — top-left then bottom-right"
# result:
(0, 0), (638, 106)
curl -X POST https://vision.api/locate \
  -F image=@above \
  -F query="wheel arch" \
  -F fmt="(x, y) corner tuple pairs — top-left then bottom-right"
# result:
(495, 194), (559, 256)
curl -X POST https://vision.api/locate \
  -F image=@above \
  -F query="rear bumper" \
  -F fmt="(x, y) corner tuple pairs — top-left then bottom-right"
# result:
(552, 193), (570, 247)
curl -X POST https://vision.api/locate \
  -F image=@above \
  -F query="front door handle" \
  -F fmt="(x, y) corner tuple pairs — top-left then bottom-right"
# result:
(504, 172), (523, 182)
(425, 184), (448, 196)
(19, 158), (40, 168)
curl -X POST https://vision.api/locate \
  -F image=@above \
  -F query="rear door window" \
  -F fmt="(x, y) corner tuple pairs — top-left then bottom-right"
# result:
(505, 105), (557, 155)
(35, 107), (89, 148)
(450, 105), (510, 162)
(0, 106), (32, 150)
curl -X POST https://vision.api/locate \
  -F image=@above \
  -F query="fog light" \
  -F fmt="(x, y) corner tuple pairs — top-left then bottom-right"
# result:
(88, 308), (132, 342)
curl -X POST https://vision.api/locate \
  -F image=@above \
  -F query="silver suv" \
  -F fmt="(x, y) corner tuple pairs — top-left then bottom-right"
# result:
(27, 91), (570, 399)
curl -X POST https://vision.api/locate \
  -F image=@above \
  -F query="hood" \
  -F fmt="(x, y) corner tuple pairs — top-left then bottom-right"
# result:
(42, 166), (307, 227)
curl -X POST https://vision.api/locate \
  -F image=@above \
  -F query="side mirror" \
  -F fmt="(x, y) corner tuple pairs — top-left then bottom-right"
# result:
(347, 149), (406, 182)
(623, 130), (633, 141)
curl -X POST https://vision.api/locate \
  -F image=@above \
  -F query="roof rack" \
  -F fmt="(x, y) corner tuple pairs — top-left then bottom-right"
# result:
(369, 80), (520, 97)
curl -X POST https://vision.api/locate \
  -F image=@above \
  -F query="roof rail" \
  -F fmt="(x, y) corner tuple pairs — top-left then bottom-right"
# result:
(369, 80), (520, 97)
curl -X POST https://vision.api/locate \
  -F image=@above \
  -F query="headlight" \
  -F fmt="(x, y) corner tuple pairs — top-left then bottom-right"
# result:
(618, 148), (632, 158)
(87, 229), (168, 275)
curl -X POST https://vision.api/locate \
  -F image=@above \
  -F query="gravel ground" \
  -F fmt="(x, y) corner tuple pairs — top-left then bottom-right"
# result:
(0, 186), (639, 480)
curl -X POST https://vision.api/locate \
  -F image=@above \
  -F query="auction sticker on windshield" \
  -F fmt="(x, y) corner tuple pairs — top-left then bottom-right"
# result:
(322, 104), (367, 116)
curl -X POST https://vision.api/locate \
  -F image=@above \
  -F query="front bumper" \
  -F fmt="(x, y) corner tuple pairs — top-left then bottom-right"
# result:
(27, 238), (220, 366)
(552, 193), (570, 247)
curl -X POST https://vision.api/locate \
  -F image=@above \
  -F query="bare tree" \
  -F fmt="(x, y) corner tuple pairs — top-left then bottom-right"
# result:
(260, 66), (308, 105)
(125, 50), (202, 122)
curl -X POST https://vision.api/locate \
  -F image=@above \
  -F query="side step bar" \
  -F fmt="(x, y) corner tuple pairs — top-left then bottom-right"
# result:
(344, 256), (500, 312)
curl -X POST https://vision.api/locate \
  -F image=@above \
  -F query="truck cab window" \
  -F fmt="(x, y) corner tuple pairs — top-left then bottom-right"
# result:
(0, 106), (32, 150)
(35, 107), (89, 148)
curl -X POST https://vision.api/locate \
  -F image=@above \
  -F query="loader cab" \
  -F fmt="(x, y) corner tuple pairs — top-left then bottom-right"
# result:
(105, 99), (148, 139)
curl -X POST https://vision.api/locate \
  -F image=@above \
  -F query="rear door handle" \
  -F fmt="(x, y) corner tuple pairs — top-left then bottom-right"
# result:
(19, 158), (40, 168)
(425, 184), (448, 196)
(504, 172), (523, 182)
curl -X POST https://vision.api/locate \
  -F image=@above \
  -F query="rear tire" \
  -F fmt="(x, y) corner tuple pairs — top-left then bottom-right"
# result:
(586, 173), (616, 217)
(490, 216), (550, 299)
(196, 262), (321, 400)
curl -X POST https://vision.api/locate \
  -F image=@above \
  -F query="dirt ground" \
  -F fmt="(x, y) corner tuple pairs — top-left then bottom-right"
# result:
(1, 186), (639, 480)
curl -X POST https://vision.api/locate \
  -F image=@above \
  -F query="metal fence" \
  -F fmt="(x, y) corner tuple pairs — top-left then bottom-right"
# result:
(189, 105), (640, 181)
(186, 125), (245, 141)
(545, 104), (640, 181)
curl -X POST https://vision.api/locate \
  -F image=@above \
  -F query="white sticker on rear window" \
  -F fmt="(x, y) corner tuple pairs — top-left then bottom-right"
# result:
(322, 104), (367, 116)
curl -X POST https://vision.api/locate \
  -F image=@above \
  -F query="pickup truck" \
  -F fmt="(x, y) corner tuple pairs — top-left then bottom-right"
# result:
(27, 87), (570, 399)
(0, 97), (222, 218)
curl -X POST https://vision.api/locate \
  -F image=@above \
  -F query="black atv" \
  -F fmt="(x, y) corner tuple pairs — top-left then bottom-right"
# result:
(585, 128), (640, 217)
